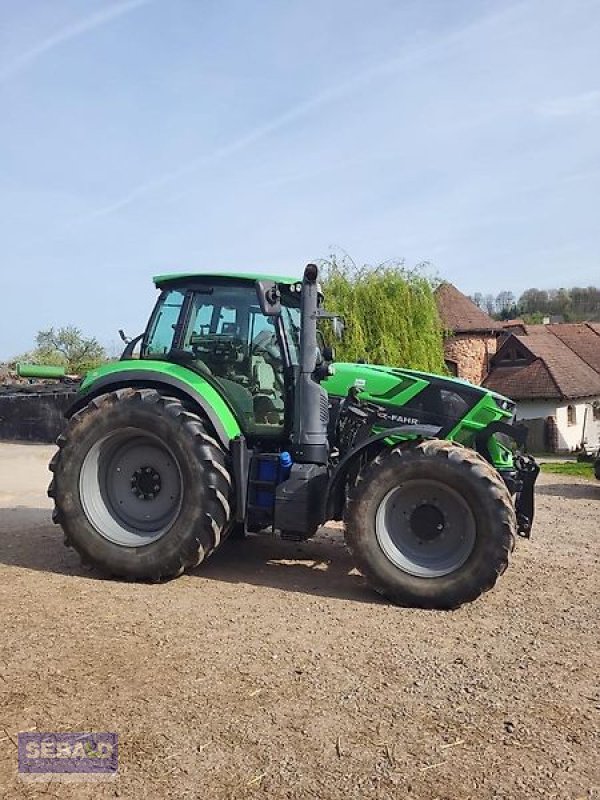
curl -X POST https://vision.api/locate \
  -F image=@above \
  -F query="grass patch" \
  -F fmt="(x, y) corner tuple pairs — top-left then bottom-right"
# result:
(539, 461), (595, 479)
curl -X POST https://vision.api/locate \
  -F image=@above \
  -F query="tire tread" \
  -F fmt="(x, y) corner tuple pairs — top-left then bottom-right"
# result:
(48, 389), (233, 580)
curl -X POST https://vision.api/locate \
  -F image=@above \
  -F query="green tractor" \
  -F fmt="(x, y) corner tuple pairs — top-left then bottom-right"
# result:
(48, 264), (538, 608)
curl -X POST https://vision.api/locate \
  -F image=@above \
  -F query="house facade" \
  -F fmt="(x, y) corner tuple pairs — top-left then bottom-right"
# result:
(508, 398), (598, 453)
(435, 283), (498, 385)
(484, 324), (600, 453)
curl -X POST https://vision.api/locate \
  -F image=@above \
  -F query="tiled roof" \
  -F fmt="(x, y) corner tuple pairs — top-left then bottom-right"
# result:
(484, 329), (600, 400)
(521, 331), (600, 398)
(435, 283), (499, 334)
(547, 323), (600, 374)
(484, 359), (561, 400)
(499, 320), (527, 335)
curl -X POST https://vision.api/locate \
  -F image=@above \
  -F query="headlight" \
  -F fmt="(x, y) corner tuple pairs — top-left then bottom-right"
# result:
(496, 397), (515, 415)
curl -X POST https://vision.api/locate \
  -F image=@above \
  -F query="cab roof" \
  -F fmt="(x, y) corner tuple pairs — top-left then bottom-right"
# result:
(153, 271), (296, 289)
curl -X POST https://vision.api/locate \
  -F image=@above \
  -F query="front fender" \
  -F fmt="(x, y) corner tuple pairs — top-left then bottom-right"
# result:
(69, 361), (241, 448)
(326, 424), (441, 520)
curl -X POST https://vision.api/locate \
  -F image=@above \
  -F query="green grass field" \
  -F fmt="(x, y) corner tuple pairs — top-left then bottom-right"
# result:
(539, 461), (596, 480)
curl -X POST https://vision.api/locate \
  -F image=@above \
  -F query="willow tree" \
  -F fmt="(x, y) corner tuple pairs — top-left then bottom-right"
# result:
(319, 255), (446, 373)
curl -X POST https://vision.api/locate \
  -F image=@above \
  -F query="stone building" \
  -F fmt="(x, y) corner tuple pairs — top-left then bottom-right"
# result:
(434, 283), (499, 385)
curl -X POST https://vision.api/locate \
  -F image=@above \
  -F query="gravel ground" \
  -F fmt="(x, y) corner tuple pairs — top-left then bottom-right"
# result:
(0, 443), (598, 799)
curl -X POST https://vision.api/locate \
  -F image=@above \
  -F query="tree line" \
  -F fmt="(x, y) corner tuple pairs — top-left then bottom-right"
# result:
(470, 286), (600, 322)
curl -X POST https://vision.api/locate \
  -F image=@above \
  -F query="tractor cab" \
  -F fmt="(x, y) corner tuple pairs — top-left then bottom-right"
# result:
(140, 272), (333, 448)
(133, 268), (335, 536)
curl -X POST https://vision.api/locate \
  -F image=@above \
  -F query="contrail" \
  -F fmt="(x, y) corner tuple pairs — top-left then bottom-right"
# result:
(0, 0), (153, 82)
(72, 1), (528, 225)
(72, 79), (380, 223)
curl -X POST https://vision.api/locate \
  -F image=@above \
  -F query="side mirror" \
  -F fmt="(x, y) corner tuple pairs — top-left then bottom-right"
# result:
(256, 280), (282, 316)
(121, 332), (144, 360)
(331, 316), (345, 340)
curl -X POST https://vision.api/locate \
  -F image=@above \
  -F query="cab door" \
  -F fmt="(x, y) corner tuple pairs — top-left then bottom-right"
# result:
(179, 283), (287, 437)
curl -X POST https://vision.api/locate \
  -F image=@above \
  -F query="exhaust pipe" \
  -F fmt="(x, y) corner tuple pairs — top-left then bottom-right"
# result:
(291, 264), (329, 465)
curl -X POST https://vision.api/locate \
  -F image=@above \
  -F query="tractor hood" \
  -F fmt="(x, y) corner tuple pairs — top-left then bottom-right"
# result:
(323, 362), (515, 423)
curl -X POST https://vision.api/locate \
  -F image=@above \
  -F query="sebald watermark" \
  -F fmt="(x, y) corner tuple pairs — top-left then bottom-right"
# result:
(18, 732), (118, 781)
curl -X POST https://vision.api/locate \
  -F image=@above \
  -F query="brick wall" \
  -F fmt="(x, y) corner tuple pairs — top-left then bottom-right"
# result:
(444, 334), (497, 385)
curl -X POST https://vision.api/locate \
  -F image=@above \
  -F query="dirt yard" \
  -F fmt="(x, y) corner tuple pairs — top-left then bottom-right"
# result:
(0, 443), (598, 799)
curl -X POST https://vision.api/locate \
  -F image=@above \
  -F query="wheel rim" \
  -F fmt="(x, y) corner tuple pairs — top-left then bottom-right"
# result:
(375, 479), (476, 578)
(79, 428), (183, 547)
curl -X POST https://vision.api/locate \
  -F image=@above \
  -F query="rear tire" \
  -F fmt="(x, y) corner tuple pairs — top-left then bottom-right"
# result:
(344, 439), (516, 609)
(48, 388), (233, 580)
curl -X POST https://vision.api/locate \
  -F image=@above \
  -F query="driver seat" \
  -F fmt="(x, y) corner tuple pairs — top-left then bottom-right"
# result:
(252, 358), (277, 396)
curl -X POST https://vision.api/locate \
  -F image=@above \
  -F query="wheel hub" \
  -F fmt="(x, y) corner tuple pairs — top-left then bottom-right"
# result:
(410, 503), (445, 541)
(79, 429), (182, 547)
(375, 479), (476, 578)
(130, 466), (162, 500)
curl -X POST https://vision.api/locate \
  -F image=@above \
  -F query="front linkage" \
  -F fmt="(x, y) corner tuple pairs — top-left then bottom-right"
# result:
(474, 420), (540, 537)
(510, 453), (540, 537)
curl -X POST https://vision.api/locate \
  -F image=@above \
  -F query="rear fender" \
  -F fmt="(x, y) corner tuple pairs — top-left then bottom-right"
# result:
(67, 363), (242, 449)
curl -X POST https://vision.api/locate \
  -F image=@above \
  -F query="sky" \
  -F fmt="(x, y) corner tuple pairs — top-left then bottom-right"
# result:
(1, 0), (599, 358)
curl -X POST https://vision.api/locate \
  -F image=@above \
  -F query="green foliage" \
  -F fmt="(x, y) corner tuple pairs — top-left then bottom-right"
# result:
(27, 326), (107, 374)
(520, 311), (546, 325)
(319, 254), (446, 373)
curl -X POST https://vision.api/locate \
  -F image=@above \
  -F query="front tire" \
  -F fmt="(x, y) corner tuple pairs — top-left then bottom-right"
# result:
(49, 388), (233, 580)
(344, 439), (516, 609)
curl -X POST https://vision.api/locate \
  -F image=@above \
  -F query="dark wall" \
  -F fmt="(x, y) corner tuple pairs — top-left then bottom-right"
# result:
(518, 416), (559, 454)
(0, 386), (77, 443)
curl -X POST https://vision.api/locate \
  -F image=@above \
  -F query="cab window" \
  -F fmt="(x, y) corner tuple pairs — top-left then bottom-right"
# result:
(182, 285), (286, 434)
(144, 290), (185, 356)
